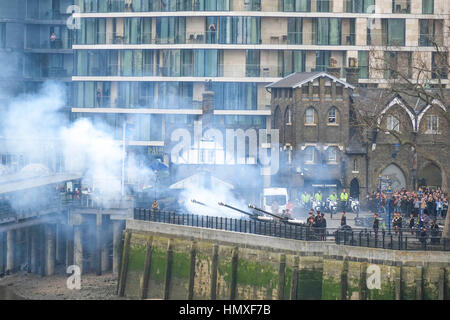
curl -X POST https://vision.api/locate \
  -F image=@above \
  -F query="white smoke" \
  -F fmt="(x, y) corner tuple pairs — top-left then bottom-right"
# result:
(0, 81), (153, 206)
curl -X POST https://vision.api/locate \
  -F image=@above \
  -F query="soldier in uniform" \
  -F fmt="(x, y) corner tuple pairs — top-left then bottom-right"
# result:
(393, 211), (401, 235)
(307, 210), (315, 240)
(320, 213), (327, 241)
(409, 213), (415, 235)
(373, 213), (379, 238)
(340, 211), (347, 226)
(430, 220), (440, 244)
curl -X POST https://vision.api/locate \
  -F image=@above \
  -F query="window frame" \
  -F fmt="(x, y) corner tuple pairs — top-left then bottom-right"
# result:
(386, 114), (400, 133)
(305, 107), (316, 125)
(304, 146), (315, 164)
(425, 114), (440, 134)
(327, 107), (338, 125)
(327, 146), (338, 162)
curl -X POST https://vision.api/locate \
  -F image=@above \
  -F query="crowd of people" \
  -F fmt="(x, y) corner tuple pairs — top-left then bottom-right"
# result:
(366, 187), (448, 220)
(365, 187), (447, 244)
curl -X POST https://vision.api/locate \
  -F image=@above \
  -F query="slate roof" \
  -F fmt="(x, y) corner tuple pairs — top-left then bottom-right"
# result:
(266, 72), (355, 89)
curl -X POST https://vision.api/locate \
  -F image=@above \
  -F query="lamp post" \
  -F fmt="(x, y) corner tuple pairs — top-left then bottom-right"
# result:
(377, 175), (382, 217)
(385, 183), (393, 235)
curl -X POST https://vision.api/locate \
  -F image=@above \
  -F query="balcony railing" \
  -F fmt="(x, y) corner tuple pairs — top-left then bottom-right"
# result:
(75, 31), (358, 46)
(24, 66), (72, 79)
(25, 38), (74, 50)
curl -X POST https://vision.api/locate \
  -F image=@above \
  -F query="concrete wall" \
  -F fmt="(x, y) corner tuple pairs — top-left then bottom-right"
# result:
(118, 220), (450, 300)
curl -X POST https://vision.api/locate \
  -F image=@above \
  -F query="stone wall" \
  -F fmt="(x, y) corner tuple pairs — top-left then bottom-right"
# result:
(117, 220), (450, 300)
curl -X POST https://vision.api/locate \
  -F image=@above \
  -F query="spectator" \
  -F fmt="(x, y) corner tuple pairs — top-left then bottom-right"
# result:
(50, 32), (57, 48)
(340, 211), (346, 226)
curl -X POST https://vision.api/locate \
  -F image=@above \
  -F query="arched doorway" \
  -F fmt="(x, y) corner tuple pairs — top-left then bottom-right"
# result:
(418, 163), (442, 188)
(380, 164), (406, 191)
(350, 178), (360, 199)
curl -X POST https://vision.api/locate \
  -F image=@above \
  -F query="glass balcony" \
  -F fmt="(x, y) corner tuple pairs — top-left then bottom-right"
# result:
(25, 25), (74, 50)
(24, 66), (72, 79)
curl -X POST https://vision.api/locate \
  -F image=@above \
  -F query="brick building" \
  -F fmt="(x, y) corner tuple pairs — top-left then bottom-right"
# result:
(266, 67), (449, 200)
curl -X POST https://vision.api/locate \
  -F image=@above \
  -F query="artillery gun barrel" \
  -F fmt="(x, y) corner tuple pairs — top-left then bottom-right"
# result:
(218, 202), (256, 217)
(248, 204), (286, 220)
(191, 199), (209, 207)
(248, 204), (305, 225)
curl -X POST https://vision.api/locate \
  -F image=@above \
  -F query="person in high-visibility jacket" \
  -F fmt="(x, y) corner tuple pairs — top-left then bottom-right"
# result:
(340, 189), (349, 210)
(314, 190), (323, 202)
(301, 191), (311, 206)
(329, 192), (338, 201)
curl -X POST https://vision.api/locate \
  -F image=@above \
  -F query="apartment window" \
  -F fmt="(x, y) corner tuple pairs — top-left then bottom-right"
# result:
(385, 19), (405, 46)
(156, 17), (186, 44)
(419, 20), (434, 47)
(124, 18), (152, 44)
(158, 82), (193, 108)
(392, 0), (410, 13)
(192, 0), (230, 11)
(425, 115), (439, 133)
(218, 17), (260, 44)
(244, 0), (261, 11)
(432, 52), (448, 79)
(0, 23), (5, 48)
(422, 0), (434, 14)
(282, 0), (311, 12)
(278, 50), (305, 77)
(246, 50), (260, 77)
(315, 51), (331, 72)
(316, 0), (331, 12)
(328, 107), (338, 124)
(345, 0), (375, 13)
(287, 18), (302, 45)
(213, 83), (257, 110)
(313, 18), (341, 45)
(304, 147), (315, 163)
(327, 147), (338, 162)
(358, 51), (369, 79)
(305, 107), (315, 124)
(386, 115), (400, 132)
(193, 49), (221, 77)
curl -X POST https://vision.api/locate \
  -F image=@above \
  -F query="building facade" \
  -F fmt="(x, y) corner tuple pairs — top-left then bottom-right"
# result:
(71, 0), (450, 161)
(0, 0), (74, 173)
(267, 68), (449, 200)
(0, 0), (449, 197)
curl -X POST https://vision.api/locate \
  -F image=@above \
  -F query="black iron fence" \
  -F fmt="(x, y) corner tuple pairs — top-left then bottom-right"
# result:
(134, 208), (450, 252)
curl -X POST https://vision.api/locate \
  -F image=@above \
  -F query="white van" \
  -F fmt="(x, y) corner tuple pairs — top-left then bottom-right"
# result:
(263, 188), (288, 214)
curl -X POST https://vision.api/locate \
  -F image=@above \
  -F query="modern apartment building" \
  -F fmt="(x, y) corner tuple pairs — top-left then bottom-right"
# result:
(0, 0), (74, 173)
(70, 0), (449, 157)
(1, 0), (449, 182)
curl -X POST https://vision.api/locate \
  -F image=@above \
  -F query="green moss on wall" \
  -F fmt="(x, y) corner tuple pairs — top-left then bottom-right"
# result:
(297, 269), (323, 300)
(284, 266), (292, 300)
(321, 278), (342, 300)
(236, 259), (278, 291)
(128, 244), (146, 272)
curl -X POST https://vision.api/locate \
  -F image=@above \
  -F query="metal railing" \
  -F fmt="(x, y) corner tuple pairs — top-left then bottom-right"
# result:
(133, 208), (450, 251)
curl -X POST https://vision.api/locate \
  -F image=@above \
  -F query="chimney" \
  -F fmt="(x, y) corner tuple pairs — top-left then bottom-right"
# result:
(201, 81), (215, 127)
(202, 80), (214, 113)
(326, 57), (341, 79)
(345, 57), (360, 88)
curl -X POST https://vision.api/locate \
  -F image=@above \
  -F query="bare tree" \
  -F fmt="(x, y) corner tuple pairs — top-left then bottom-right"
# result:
(352, 32), (450, 239)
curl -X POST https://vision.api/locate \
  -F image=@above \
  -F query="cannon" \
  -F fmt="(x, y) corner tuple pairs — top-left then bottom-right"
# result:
(248, 204), (306, 226)
(218, 202), (273, 222)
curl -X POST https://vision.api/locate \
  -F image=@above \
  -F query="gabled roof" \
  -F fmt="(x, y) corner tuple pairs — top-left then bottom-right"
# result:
(265, 72), (355, 90)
